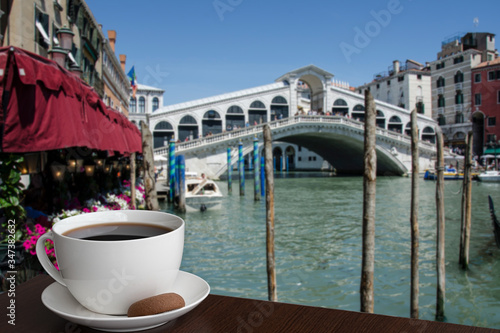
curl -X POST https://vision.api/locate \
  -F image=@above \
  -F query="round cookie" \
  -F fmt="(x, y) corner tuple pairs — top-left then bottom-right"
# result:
(127, 293), (185, 317)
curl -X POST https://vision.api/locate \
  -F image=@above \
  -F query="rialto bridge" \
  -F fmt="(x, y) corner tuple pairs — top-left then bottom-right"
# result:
(130, 65), (438, 177)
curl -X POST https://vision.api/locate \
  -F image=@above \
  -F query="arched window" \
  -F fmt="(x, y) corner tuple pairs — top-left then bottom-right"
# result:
(376, 110), (385, 129)
(203, 110), (221, 119)
(153, 121), (174, 148)
(332, 99), (348, 116)
(454, 71), (464, 83)
(388, 116), (403, 133)
(138, 97), (145, 113)
(130, 97), (137, 113)
(227, 105), (244, 113)
(180, 115), (197, 124)
(250, 100), (266, 109)
(272, 96), (287, 104)
(202, 110), (222, 136)
(437, 76), (445, 88)
(152, 97), (159, 112)
(421, 126), (436, 144)
(271, 97), (288, 120)
(333, 99), (348, 106)
(353, 104), (365, 111)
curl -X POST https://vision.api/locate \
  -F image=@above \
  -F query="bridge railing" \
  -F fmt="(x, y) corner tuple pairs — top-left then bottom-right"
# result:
(153, 115), (436, 155)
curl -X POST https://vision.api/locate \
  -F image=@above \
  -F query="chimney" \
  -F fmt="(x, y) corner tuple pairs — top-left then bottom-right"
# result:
(119, 54), (126, 72)
(393, 60), (400, 74)
(108, 30), (116, 52)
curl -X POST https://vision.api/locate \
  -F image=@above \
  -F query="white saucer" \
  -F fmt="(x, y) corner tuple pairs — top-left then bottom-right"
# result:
(41, 271), (210, 332)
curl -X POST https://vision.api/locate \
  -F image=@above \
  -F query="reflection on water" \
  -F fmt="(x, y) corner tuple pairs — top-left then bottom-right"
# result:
(160, 173), (500, 329)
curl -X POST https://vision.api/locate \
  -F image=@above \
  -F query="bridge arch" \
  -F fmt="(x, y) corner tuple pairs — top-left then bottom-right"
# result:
(297, 72), (326, 112)
(332, 98), (349, 116)
(153, 121), (174, 148)
(249, 100), (267, 125)
(179, 115), (199, 141)
(271, 96), (289, 120)
(226, 105), (245, 130)
(352, 104), (365, 122)
(422, 126), (436, 144)
(202, 110), (222, 137)
(273, 147), (283, 171)
(388, 116), (403, 133)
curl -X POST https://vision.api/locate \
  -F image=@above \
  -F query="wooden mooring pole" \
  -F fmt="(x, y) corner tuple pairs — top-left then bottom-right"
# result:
(410, 109), (420, 319)
(141, 122), (159, 211)
(263, 125), (277, 302)
(360, 90), (376, 313)
(169, 139), (176, 202)
(177, 155), (186, 213)
(253, 137), (260, 201)
(238, 141), (245, 196)
(459, 131), (473, 270)
(227, 147), (232, 193)
(130, 152), (136, 209)
(435, 129), (446, 321)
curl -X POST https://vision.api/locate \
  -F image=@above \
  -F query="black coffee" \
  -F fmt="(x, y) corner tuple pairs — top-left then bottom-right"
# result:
(63, 223), (173, 241)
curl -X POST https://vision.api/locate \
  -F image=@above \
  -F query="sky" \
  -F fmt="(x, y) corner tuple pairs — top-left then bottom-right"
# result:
(85, 0), (500, 106)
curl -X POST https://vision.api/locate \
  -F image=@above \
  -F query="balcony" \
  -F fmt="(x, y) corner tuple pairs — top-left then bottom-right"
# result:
(437, 107), (444, 115)
(455, 83), (463, 91)
(437, 87), (444, 95)
(455, 104), (463, 112)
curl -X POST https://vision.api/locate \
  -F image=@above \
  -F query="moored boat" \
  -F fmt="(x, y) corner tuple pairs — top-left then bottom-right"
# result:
(478, 170), (500, 182)
(184, 173), (223, 212)
(423, 168), (464, 180)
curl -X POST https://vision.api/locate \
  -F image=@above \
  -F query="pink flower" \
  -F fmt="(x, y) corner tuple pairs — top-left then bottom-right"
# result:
(92, 206), (98, 212)
(83, 208), (90, 213)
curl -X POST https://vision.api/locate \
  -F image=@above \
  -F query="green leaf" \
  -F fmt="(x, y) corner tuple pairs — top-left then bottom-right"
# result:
(8, 196), (19, 206)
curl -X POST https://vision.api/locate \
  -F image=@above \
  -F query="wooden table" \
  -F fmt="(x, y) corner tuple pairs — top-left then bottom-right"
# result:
(1, 274), (498, 333)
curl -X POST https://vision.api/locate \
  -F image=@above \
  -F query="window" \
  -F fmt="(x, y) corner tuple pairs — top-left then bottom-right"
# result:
(497, 70), (500, 80)
(152, 97), (159, 112)
(498, 91), (500, 104)
(138, 97), (145, 113)
(416, 102), (425, 114)
(454, 71), (464, 83)
(487, 133), (496, 143)
(438, 115), (446, 126)
(488, 117), (496, 126)
(455, 113), (464, 124)
(417, 75), (422, 80)
(436, 62), (445, 70)
(489, 71), (495, 81)
(437, 77), (445, 88)
(455, 92), (463, 104)
(438, 95), (445, 108)
(387, 80), (391, 86)
(35, 7), (50, 49)
(475, 93), (481, 106)
(398, 76), (404, 82)
(129, 97), (137, 113)
(474, 73), (481, 83)
(453, 56), (464, 64)
(376, 84), (380, 89)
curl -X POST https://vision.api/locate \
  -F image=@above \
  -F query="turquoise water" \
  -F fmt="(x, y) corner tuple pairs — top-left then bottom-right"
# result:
(160, 174), (500, 329)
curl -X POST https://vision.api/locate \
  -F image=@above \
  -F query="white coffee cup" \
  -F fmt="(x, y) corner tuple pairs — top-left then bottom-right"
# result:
(36, 210), (185, 315)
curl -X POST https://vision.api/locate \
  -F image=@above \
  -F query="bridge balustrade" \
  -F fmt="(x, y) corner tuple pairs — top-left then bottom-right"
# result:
(152, 115), (435, 156)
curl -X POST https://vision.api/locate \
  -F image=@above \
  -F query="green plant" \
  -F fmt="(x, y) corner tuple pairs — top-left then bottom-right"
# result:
(0, 154), (26, 241)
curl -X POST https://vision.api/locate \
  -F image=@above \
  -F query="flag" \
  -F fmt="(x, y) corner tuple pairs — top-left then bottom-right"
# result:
(127, 66), (137, 98)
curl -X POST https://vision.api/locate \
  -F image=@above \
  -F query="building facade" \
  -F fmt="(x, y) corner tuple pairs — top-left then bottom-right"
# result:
(471, 57), (500, 154)
(0, 0), (128, 114)
(429, 32), (497, 153)
(357, 60), (432, 119)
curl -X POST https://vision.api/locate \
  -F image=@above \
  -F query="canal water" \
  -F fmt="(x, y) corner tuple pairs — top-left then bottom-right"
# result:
(160, 173), (500, 329)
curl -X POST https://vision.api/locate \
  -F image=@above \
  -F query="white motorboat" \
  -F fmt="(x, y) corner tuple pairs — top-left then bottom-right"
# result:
(184, 173), (223, 211)
(477, 170), (500, 182)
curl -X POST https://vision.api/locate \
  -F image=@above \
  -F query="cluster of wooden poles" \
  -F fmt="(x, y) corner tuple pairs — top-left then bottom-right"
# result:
(262, 91), (475, 320)
(137, 107), (473, 320)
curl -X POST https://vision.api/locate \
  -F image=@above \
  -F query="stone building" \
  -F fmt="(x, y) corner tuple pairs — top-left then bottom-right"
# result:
(429, 32), (497, 152)
(471, 57), (500, 155)
(356, 59), (432, 119)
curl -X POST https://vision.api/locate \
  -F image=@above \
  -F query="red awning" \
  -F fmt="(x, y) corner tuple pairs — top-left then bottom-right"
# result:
(0, 46), (142, 155)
